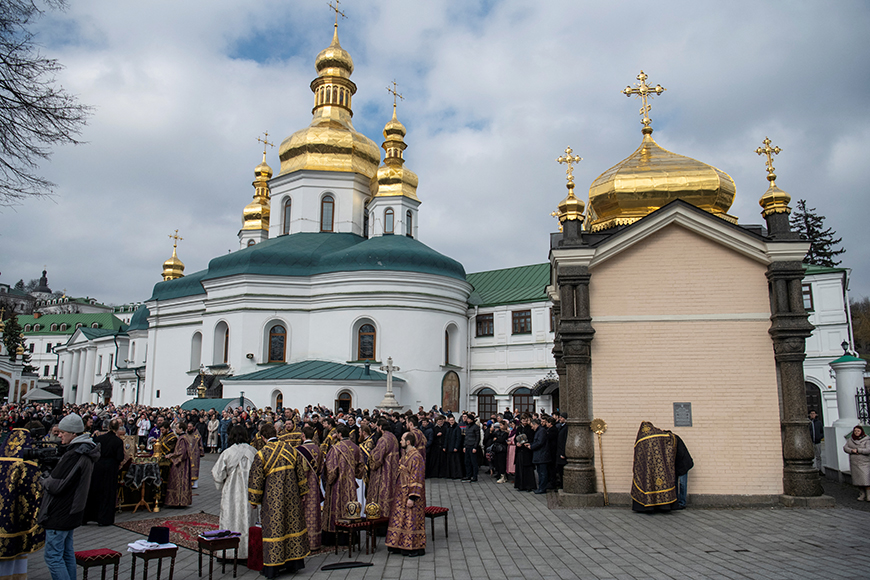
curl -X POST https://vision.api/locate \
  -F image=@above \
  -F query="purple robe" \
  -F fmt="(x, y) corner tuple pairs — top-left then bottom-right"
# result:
(385, 447), (426, 552)
(366, 431), (398, 518)
(165, 434), (192, 507)
(297, 442), (323, 551)
(322, 439), (364, 533)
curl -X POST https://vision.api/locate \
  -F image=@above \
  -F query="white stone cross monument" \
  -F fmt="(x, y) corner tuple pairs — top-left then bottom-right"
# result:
(379, 356), (402, 409)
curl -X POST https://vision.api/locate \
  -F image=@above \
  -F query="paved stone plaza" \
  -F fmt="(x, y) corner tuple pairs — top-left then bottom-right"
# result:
(26, 455), (870, 579)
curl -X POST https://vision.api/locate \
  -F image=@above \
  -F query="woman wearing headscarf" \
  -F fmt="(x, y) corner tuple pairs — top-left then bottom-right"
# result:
(843, 425), (870, 501)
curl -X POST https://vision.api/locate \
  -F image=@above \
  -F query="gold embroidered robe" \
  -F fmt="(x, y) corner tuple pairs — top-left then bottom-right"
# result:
(385, 447), (426, 551)
(247, 440), (309, 567)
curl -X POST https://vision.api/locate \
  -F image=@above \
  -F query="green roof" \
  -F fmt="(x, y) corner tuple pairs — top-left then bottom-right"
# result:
(149, 233), (465, 302)
(126, 305), (150, 331)
(79, 327), (121, 340)
(804, 264), (847, 275)
(466, 263), (550, 307)
(225, 359), (405, 383)
(180, 397), (251, 411)
(18, 313), (126, 336)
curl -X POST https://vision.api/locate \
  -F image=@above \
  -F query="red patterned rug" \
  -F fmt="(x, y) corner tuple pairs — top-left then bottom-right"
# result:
(115, 512), (220, 551)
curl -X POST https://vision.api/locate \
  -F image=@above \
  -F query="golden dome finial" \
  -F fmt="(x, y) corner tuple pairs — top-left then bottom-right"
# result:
(257, 131), (275, 165)
(756, 136), (791, 217)
(555, 147), (585, 223)
(244, 135), (273, 231)
(328, 0), (346, 28)
(162, 230), (185, 281)
(623, 70), (666, 134)
(387, 80), (404, 108)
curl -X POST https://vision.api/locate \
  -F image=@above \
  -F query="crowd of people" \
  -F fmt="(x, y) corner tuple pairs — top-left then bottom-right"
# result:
(0, 400), (570, 579)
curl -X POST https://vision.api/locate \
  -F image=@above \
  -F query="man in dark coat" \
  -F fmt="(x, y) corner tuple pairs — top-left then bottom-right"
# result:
(545, 416), (560, 489)
(555, 413), (569, 489)
(809, 410), (824, 474)
(84, 419), (127, 526)
(461, 415), (481, 482)
(38, 413), (100, 580)
(529, 418), (551, 494)
(674, 433), (694, 510)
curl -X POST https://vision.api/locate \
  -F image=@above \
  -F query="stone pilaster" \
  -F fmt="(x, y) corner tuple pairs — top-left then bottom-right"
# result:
(767, 259), (822, 497)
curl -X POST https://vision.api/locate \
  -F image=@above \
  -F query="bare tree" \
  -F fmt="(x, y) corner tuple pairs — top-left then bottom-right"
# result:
(0, 0), (90, 205)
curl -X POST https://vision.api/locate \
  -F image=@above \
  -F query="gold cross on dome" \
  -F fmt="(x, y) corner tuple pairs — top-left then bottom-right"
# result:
(386, 80), (404, 107)
(328, 0), (346, 25)
(623, 70), (666, 129)
(755, 136), (782, 184)
(168, 229), (183, 249)
(557, 147), (582, 185)
(257, 132), (274, 162)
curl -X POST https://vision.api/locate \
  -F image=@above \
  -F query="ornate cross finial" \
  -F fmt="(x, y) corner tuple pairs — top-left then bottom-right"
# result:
(328, 0), (346, 26)
(557, 147), (583, 186)
(755, 136), (782, 184)
(168, 229), (183, 249)
(257, 132), (274, 162)
(623, 70), (666, 132)
(386, 80), (404, 108)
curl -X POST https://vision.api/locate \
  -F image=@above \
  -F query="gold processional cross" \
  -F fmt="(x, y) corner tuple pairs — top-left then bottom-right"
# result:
(328, 0), (346, 25)
(623, 70), (666, 129)
(386, 80), (404, 107)
(257, 132), (274, 162)
(755, 136), (782, 184)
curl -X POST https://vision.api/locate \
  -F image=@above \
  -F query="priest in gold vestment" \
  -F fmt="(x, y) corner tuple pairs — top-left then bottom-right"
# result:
(386, 431), (426, 557)
(247, 423), (309, 578)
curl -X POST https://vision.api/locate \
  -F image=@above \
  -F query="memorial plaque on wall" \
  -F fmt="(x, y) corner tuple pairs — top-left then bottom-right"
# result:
(673, 402), (692, 427)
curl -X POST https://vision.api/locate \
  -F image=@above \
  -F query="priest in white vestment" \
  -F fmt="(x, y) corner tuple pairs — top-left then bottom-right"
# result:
(212, 424), (258, 558)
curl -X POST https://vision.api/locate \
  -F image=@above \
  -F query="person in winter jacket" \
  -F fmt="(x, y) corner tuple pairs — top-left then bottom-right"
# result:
(38, 413), (100, 580)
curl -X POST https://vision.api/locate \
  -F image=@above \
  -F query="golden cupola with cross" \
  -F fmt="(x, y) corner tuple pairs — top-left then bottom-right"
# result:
(587, 71), (737, 232)
(240, 133), (274, 248)
(162, 231), (185, 281)
(278, 14), (380, 179)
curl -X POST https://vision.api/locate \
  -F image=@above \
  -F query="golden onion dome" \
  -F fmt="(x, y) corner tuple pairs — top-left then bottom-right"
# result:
(587, 130), (737, 232)
(370, 105), (419, 200)
(759, 183), (791, 217)
(243, 156), (272, 231)
(162, 246), (184, 281)
(314, 25), (353, 79)
(557, 183), (585, 223)
(279, 24), (380, 178)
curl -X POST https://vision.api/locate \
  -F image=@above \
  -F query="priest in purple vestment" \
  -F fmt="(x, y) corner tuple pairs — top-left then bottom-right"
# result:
(386, 431), (426, 557)
(366, 419), (399, 521)
(297, 426), (324, 551)
(321, 425), (364, 546)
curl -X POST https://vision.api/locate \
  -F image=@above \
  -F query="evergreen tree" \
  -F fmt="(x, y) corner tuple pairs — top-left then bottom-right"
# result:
(2, 314), (23, 362)
(790, 200), (846, 267)
(13, 279), (23, 290)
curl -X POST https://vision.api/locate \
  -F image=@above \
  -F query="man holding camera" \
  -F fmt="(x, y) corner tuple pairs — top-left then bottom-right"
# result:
(37, 413), (100, 580)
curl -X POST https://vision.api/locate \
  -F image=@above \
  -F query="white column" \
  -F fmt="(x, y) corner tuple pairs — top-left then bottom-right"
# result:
(825, 355), (868, 477)
(83, 348), (97, 404)
(76, 350), (88, 404)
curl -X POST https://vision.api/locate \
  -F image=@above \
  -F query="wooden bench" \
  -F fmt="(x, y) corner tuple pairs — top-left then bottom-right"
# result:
(197, 535), (240, 580)
(130, 546), (178, 580)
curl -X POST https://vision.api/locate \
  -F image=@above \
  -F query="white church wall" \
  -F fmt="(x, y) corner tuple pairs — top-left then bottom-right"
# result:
(268, 171), (371, 237)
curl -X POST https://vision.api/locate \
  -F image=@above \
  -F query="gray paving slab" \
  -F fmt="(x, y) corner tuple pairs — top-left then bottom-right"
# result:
(20, 455), (870, 579)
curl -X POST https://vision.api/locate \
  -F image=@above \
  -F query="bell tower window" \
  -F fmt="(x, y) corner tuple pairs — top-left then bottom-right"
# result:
(384, 208), (394, 234)
(321, 195), (334, 232)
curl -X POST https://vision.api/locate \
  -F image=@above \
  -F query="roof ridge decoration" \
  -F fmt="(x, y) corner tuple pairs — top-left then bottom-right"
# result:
(755, 136), (792, 218)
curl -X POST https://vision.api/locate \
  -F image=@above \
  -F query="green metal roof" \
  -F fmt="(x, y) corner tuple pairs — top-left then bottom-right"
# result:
(79, 327), (121, 340)
(180, 397), (252, 411)
(18, 313), (126, 336)
(225, 359), (405, 383)
(149, 233), (465, 302)
(126, 305), (150, 331)
(804, 264), (847, 275)
(466, 263), (550, 307)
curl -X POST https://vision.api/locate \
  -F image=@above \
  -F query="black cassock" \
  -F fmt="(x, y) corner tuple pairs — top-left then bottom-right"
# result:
(426, 424), (446, 478)
(84, 431), (125, 526)
(513, 425), (536, 491)
(443, 423), (464, 479)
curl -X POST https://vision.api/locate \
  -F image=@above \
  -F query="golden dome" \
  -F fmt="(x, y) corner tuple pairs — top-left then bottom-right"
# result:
(370, 104), (419, 200)
(557, 183), (585, 223)
(162, 246), (184, 281)
(278, 24), (380, 178)
(243, 155), (272, 231)
(759, 183), (791, 217)
(588, 131), (737, 232)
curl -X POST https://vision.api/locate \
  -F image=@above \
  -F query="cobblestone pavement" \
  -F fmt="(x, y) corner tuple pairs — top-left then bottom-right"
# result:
(26, 455), (870, 579)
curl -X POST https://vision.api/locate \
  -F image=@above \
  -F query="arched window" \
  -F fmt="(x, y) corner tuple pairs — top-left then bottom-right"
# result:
(326, 86), (331, 103)
(384, 208), (394, 234)
(75, 323), (83, 329)
(405, 210), (413, 237)
(190, 332), (202, 371)
(321, 195), (334, 232)
(476, 387), (497, 418)
(363, 210), (369, 239)
(283, 198), (292, 235)
(247, 240), (256, 247)
(60, 323), (67, 331)
(268, 325), (286, 363)
(51, 324), (58, 331)
(358, 324), (376, 360)
(24, 324), (32, 331)
(91, 323), (99, 328)
(214, 322), (230, 365)
(512, 387), (535, 413)
(276, 393), (283, 410)
(445, 330), (450, 365)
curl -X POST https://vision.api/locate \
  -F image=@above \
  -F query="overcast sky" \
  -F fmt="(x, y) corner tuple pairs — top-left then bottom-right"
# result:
(1, 0), (868, 306)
